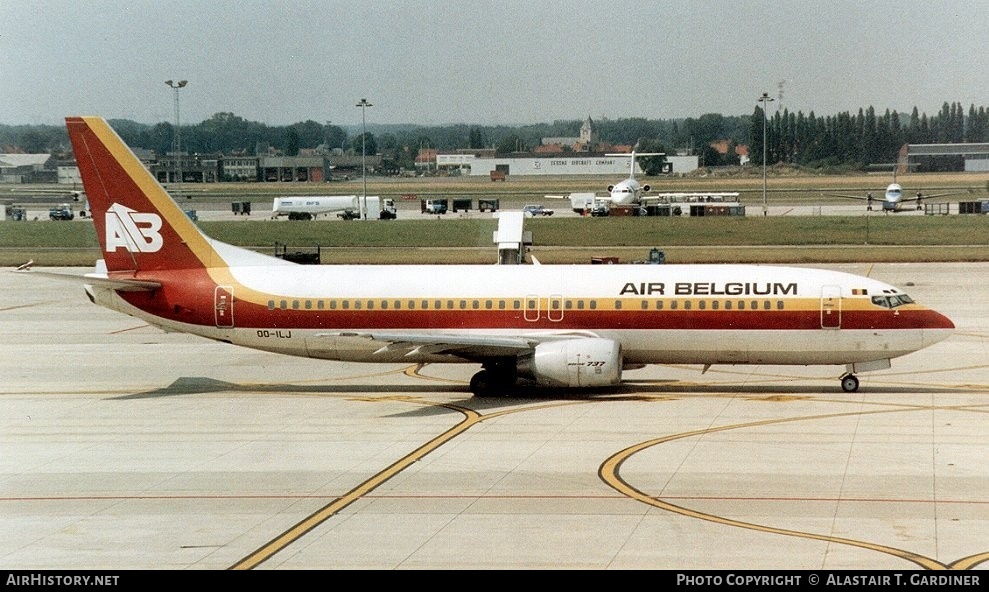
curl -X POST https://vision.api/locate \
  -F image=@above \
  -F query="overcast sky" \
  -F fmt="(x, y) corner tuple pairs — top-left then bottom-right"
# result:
(2, 1), (987, 127)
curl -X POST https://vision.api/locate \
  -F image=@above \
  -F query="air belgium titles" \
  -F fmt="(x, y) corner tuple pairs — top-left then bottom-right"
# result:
(619, 281), (798, 297)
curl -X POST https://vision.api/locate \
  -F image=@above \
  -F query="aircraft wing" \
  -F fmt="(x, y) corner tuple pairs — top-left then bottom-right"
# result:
(825, 191), (964, 202)
(318, 330), (598, 360)
(825, 193), (874, 201)
(543, 197), (611, 201)
(898, 191), (966, 203)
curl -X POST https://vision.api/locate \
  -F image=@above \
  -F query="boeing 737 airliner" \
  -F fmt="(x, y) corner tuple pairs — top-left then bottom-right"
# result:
(44, 116), (954, 395)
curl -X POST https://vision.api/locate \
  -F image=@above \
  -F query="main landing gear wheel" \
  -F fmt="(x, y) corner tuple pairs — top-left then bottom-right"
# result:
(840, 373), (859, 393)
(470, 361), (517, 397)
(470, 369), (514, 397)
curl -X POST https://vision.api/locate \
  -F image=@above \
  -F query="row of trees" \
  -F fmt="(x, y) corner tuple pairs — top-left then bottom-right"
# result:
(748, 102), (989, 168)
(1, 102), (987, 172)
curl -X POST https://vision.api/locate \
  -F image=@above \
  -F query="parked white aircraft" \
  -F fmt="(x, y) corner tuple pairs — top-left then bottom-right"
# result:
(826, 168), (964, 212)
(21, 117), (955, 396)
(601, 150), (666, 205)
(550, 151), (738, 213)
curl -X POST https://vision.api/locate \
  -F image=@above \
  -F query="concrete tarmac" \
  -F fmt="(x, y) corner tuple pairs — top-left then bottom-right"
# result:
(1, 263), (987, 571)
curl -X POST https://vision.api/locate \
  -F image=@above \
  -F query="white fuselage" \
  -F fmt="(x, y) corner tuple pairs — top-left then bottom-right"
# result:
(87, 263), (953, 369)
(609, 179), (640, 205)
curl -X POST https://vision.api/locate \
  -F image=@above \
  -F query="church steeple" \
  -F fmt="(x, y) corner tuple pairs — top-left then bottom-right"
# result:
(580, 116), (597, 144)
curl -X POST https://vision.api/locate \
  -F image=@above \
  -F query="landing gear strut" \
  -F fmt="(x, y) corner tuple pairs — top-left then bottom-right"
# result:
(840, 373), (859, 393)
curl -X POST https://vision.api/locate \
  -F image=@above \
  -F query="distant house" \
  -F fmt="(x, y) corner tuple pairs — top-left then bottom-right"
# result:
(710, 140), (749, 165)
(533, 143), (566, 154)
(415, 148), (438, 172)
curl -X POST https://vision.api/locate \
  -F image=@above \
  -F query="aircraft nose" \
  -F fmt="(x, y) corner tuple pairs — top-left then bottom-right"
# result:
(930, 309), (955, 330)
(921, 309), (955, 347)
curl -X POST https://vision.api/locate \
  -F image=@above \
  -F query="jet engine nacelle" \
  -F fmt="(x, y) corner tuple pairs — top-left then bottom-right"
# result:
(607, 184), (615, 192)
(642, 184), (650, 192)
(517, 338), (622, 388)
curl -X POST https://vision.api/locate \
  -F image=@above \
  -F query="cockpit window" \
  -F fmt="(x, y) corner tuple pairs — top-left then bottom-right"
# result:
(889, 294), (914, 307)
(871, 294), (914, 309)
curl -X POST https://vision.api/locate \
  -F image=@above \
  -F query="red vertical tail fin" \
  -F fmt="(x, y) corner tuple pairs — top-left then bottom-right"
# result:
(66, 116), (217, 273)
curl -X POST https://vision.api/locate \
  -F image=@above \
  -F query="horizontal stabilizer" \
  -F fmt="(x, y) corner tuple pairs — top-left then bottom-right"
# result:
(12, 268), (161, 292)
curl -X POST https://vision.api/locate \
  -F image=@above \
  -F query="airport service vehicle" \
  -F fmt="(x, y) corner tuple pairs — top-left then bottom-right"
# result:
(30, 116), (956, 396)
(522, 204), (553, 217)
(48, 205), (74, 220)
(421, 199), (448, 214)
(271, 195), (396, 220)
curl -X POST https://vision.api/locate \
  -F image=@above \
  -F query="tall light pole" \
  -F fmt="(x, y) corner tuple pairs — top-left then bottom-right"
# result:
(355, 98), (372, 220)
(165, 80), (188, 187)
(757, 92), (774, 217)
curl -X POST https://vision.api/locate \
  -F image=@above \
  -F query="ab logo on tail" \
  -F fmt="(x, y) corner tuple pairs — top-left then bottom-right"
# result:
(105, 203), (164, 253)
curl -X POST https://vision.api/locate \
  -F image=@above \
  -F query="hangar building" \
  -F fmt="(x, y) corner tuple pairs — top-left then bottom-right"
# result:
(902, 143), (989, 172)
